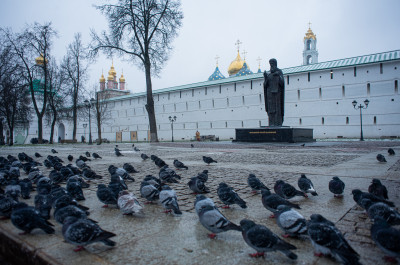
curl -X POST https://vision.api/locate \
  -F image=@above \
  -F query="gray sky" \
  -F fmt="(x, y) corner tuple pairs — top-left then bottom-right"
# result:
(1, 0), (400, 94)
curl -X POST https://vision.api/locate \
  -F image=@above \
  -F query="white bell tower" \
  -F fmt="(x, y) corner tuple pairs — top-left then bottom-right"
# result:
(303, 23), (318, 65)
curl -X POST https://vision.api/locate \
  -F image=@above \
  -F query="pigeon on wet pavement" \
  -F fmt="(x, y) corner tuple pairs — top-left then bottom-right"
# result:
(159, 185), (182, 215)
(329, 176), (345, 197)
(352, 189), (395, 208)
(85, 151), (91, 157)
(19, 179), (33, 199)
(115, 149), (123, 157)
(297, 174), (318, 196)
(188, 177), (209, 194)
(361, 199), (400, 225)
(118, 191), (143, 215)
(217, 182), (247, 209)
(274, 180), (306, 199)
(247, 174), (268, 193)
(370, 217), (400, 263)
(307, 214), (361, 264)
(51, 149), (58, 154)
(275, 205), (307, 238)
(141, 153), (149, 160)
(0, 196), (17, 219)
(66, 178), (85, 201)
(377, 154), (387, 163)
(203, 156), (217, 165)
(261, 189), (300, 218)
(54, 204), (90, 224)
(388, 148), (395, 156)
(11, 202), (55, 235)
(194, 194), (215, 213)
(92, 153), (102, 159)
(173, 159), (188, 170)
(34, 152), (42, 158)
(140, 181), (160, 203)
(67, 155), (73, 162)
(123, 163), (139, 173)
(240, 219), (297, 259)
(96, 184), (118, 208)
(368, 178), (389, 200)
(196, 170), (209, 183)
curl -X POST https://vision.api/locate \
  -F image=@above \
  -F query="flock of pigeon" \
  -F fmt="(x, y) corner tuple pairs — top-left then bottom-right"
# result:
(0, 145), (398, 264)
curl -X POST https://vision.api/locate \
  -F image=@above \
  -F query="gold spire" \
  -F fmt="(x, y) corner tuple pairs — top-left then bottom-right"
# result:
(304, 23), (316, 41)
(228, 51), (245, 76)
(215, 55), (220, 67)
(119, 69), (125, 82)
(108, 60), (117, 77)
(257, 56), (262, 70)
(99, 70), (106, 82)
(35, 53), (47, 65)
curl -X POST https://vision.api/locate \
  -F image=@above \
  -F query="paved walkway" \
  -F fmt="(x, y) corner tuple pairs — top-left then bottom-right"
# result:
(0, 140), (399, 265)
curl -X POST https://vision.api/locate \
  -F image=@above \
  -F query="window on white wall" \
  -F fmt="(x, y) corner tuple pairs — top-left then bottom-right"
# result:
(342, 85), (346, 97)
(367, 83), (371, 95)
(319, 88), (322, 99)
(297, 90), (301, 100)
(322, 117), (325, 125)
(395, 80), (398, 94)
(346, 117), (349, 124)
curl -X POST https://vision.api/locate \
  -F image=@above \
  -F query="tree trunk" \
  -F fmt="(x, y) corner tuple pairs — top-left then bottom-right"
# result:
(49, 109), (57, 144)
(144, 60), (158, 142)
(96, 108), (102, 145)
(37, 115), (43, 144)
(72, 101), (77, 141)
(0, 120), (4, 145)
(8, 126), (13, 146)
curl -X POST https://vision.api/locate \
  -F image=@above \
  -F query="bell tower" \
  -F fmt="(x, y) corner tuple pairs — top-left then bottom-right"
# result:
(303, 23), (318, 65)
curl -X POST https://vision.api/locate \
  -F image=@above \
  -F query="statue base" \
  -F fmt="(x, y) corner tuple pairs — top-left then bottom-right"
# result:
(233, 127), (315, 143)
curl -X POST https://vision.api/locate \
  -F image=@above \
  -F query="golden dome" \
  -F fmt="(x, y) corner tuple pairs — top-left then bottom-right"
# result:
(99, 73), (106, 83)
(35, 53), (47, 65)
(119, 73), (125, 82)
(107, 74), (114, 81)
(228, 52), (245, 76)
(108, 61), (117, 76)
(304, 27), (316, 41)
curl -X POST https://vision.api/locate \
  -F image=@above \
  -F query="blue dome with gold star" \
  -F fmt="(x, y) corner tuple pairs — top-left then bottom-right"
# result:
(235, 61), (253, 76)
(208, 66), (226, 81)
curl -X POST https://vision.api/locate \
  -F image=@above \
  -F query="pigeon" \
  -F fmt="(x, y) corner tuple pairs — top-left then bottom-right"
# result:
(51, 149), (58, 154)
(115, 149), (123, 157)
(92, 153), (102, 159)
(66, 179), (85, 201)
(34, 152), (42, 158)
(274, 180), (306, 199)
(196, 170), (209, 183)
(143, 175), (161, 189)
(79, 155), (91, 162)
(154, 157), (167, 168)
(173, 159), (188, 170)
(307, 214), (361, 264)
(67, 155), (73, 162)
(368, 178), (389, 200)
(54, 204), (91, 225)
(217, 182), (247, 209)
(117, 191), (143, 215)
(352, 189), (395, 208)
(96, 184), (118, 208)
(85, 151), (91, 157)
(275, 205), (307, 238)
(377, 154), (387, 163)
(196, 203), (241, 239)
(140, 153), (149, 160)
(247, 174), (268, 193)
(159, 166), (180, 183)
(361, 199), (400, 225)
(203, 156), (217, 165)
(5, 181), (21, 201)
(34, 190), (52, 220)
(123, 163), (139, 173)
(194, 194), (215, 214)
(19, 179), (33, 199)
(159, 185), (182, 215)
(329, 176), (345, 197)
(140, 181), (160, 203)
(0, 196), (17, 219)
(62, 216), (116, 252)
(297, 174), (318, 196)
(109, 166), (135, 182)
(76, 159), (88, 169)
(240, 219), (297, 259)
(11, 202), (55, 235)
(261, 189), (300, 218)
(388, 148), (395, 156)
(109, 175), (128, 194)
(191, 144), (194, 148)
(370, 217), (400, 263)
(134, 147), (140, 152)
(188, 177), (209, 194)
(53, 194), (89, 213)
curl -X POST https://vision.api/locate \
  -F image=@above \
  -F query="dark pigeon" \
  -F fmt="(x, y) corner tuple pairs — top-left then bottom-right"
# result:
(247, 174), (268, 193)
(361, 199), (400, 225)
(240, 219), (297, 259)
(19, 179), (33, 199)
(53, 194), (89, 213)
(368, 178), (389, 200)
(297, 174), (318, 196)
(217, 182), (247, 209)
(66, 179), (85, 201)
(196, 170), (209, 183)
(0, 196), (17, 219)
(134, 147), (140, 152)
(96, 184), (118, 208)
(67, 155), (74, 162)
(159, 185), (182, 215)
(275, 205), (307, 238)
(11, 202), (55, 234)
(261, 189), (300, 218)
(195, 200), (241, 239)
(159, 166), (180, 183)
(377, 154), (387, 163)
(274, 180), (306, 199)
(370, 217), (400, 263)
(62, 216), (116, 252)
(78, 155), (91, 162)
(92, 153), (102, 159)
(85, 151), (91, 157)
(140, 153), (149, 160)
(388, 148), (395, 156)
(173, 159), (188, 170)
(329, 176), (345, 197)
(54, 205), (90, 224)
(51, 149), (58, 154)
(202, 156), (217, 165)
(5, 180), (21, 201)
(123, 163), (139, 173)
(352, 189), (394, 208)
(34, 152), (42, 158)
(115, 149), (123, 157)
(307, 214), (361, 264)
(34, 190), (52, 220)
(188, 177), (209, 194)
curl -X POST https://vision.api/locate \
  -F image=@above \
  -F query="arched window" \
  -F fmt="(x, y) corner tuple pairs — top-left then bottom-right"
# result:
(307, 55), (312, 65)
(306, 39), (311, 50)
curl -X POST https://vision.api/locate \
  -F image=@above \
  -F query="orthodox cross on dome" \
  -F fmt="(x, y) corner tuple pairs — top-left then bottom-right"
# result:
(308, 21), (312, 29)
(257, 56), (262, 69)
(242, 49), (248, 60)
(235, 39), (242, 53)
(215, 55), (220, 67)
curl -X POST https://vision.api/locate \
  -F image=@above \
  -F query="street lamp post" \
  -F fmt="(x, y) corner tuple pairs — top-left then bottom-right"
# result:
(168, 116), (177, 142)
(83, 123), (87, 143)
(84, 98), (96, 145)
(352, 99), (369, 141)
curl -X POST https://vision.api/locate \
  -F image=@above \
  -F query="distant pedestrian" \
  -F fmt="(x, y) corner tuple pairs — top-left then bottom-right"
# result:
(196, 131), (200, 141)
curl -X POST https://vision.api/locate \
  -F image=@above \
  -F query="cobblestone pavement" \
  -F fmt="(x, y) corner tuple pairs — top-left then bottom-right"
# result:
(0, 140), (399, 265)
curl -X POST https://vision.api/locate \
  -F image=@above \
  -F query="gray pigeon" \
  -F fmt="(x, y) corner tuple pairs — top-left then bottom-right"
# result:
(275, 205), (307, 238)
(140, 153), (149, 160)
(240, 219), (297, 259)
(196, 170), (209, 183)
(96, 184), (118, 208)
(117, 191), (142, 215)
(115, 149), (124, 157)
(368, 178), (389, 200)
(66, 179), (85, 201)
(361, 199), (400, 225)
(203, 156), (217, 165)
(34, 190), (52, 220)
(274, 180), (306, 199)
(352, 189), (395, 208)
(51, 149), (58, 154)
(11, 202), (55, 235)
(377, 154), (387, 162)
(371, 217), (400, 263)
(196, 202), (241, 239)
(159, 185), (182, 215)
(247, 174), (268, 193)
(62, 216), (116, 252)
(297, 174), (318, 196)
(140, 181), (160, 203)
(54, 204), (90, 224)
(188, 177), (209, 194)
(329, 176), (345, 197)
(217, 182), (247, 209)
(92, 153), (102, 159)
(173, 159), (188, 170)
(261, 189), (300, 218)
(307, 214), (361, 264)
(194, 194), (215, 213)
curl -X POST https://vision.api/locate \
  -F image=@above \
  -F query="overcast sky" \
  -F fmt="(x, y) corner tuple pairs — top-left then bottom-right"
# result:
(1, 0), (399, 95)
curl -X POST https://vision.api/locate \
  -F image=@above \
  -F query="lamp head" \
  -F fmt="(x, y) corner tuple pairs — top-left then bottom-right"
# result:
(352, 100), (357, 108)
(364, 99), (369, 107)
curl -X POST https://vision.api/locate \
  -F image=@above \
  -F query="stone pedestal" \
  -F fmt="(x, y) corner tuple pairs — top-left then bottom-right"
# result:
(234, 127), (314, 143)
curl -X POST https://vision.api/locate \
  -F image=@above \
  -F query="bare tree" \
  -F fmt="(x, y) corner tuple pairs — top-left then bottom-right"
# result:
(61, 33), (89, 141)
(92, 86), (114, 145)
(90, 0), (183, 142)
(1, 22), (57, 143)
